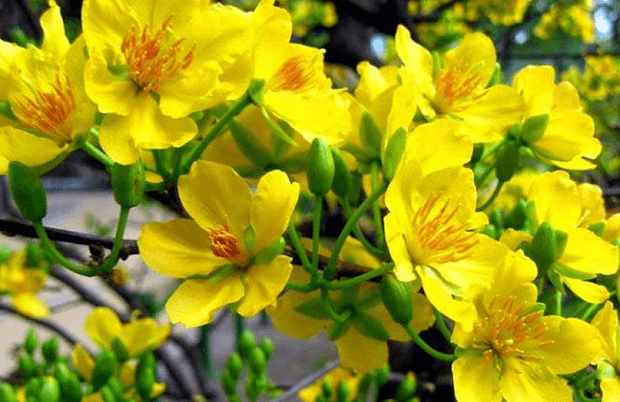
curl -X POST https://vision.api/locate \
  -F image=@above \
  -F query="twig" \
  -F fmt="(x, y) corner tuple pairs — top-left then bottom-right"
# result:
(271, 360), (340, 402)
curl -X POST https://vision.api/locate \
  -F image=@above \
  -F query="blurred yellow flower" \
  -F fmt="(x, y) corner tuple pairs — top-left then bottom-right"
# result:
(0, 249), (49, 318)
(298, 366), (360, 402)
(139, 161), (299, 327)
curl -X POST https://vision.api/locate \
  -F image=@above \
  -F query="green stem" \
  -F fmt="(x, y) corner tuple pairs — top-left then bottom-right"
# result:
(320, 287), (351, 322)
(234, 314), (245, 351)
(474, 161), (497, 187)
(342, 197), (386, 259)
(312, 195), (323, 273)
(181, 90), (253, 173)
(199, 324), (214, 379)
(477, 180), (505, 211)
(324, 181), (389, 281)
(403, 323), (455, 362)
(370, 163), (386, 251)
(80, 141), (113, 168)
(326, 263), (393, 290)
(286, 222), (313, 275)
(552, 289), (563, 316)
(286, 281), (320, 292)
(433, 308), (452, 341)
(33, 206), (130, 276)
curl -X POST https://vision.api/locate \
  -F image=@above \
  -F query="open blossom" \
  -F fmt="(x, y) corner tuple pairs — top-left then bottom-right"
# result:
(82, 0), (252, 164)
(384, 119), (508, 329)
(0, 249), (50, 318)
(394, 26), (524, 143)
(591, 302), (620, 402)
(139, 161), (299, 327)
(452, 251), (602, 402)
(0, 0), (96, 174)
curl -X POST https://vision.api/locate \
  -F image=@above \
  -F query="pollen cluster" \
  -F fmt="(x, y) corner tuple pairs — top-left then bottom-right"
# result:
(270, 56), (316, 93)
(208, 225), (244, 261)
(121, 16), (195, 93)
(434, 62), (485, 112)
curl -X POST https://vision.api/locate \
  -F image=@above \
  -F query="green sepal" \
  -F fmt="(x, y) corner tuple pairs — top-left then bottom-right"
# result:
(0, 102), (16, 120)
(374, 365), (390, 386)
(248, 79), (266, 106)
(353, 312), (389, 341)
(487, 63), (502, 86)
(331, 148), (351, 198)
(506, 199), (528, 230)
(0, 383), (16, 402)
(596, 360), (616, 380)
(252, 237), (285, 266)
(91, 350), (115, 392)
(259, 338), (274, 360)
(38, 377), (60, 402)
(470, 144), (484, 166)
(136, 367), (156, 402)
(357, 371), (374, 398)
(340, 143), (371, 164)
(294, 297), (329, 319)
(247, 347), (267, 375)
(382, 127), (407, 182)
(495, 140), (520, 182)
(306, 138), (335, 196)
(480, 224), (497, 240)
(261, 107), (298, 147)
(321, 379), (333, 399)
(359, 112), (382, 158)
(588, 221), (606, 237)
(431, 51), (442, 77)
(528, 222), (557, 273)
(520, 302), (546, 316)
(238, 331), (256, 359)
(24, 329), (38, 355)
(327, 319), (351, 341)
(315, 393), (326, 402)
(520, 114), (549, 145)
(380, 275), (413, 325)
(525, 200), (538, 232)
(280, 151), (308, 174)
(228, 119), (272, 170)
(0, 246), (11, 265)
(336, 380), (349, 402)
(554, 230), (568, 259)
(41, 337), (59, 363)
(25, 244), (45, 268)
(243, 226), (256, 255)
(19, 354), (38, 379)
(552, 263), (596, 280)
(110, 162), (145, 208)
(9, 161), (48, 221)
(110, 337), (129, 363)
(546, 269), (564, 292)
(137, 352), (156, 378)
(488, 208), (503, 230)
(105, 377), (122, 399)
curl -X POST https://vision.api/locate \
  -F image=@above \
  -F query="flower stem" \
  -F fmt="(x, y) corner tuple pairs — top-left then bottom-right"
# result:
(403, 323), (455, 362)
(234, 313), (245, 351)
(312, 194), (323, 273)
(199, 324), (214, 379)
(320, 287), (351, 322)
(286, 223), (313, 275)
(476, 179), (504, 211)
(80, 141), (113, 168)
(433, 308), (452, 341)
(370, 163), (386, 252)
(552, 289), (563, 316)
(326, 262), (393, 290)
(33, 206), (130, 276)
(342, 196), (387, 260)
(324, 181), (389, 281)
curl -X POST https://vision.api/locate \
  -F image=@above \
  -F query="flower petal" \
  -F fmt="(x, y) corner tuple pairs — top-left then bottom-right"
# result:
(601, 377), (620, 402)
(591, 301), (618, 363)
(39, 0), (70, 57)
(123, 319), (170, 357)
(452, 355), (502, 402)
(527, 171), (581, 231)
(138, 219), (228, 278)
(84, 51), (138, 116)
(166, 275), (245, 327)
(82, 0), (137, 53)
(335, 328), (388, 373)
(267, 289), (328, 339)
(11, 293), (50, 319)
(236, 255), (293, 317)
(560, 228), (619, 275)
(563, 277), (610, 304)
(0, 127), (68, 174)
(512, 65), (554, 118)
(500, 363), (572, 402)
(84, 307), (123, 349)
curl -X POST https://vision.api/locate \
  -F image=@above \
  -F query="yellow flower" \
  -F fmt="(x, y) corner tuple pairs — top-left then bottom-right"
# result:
(500, 171), (618, 303)
(488, 170), (537, 212)
(298, 366), (360, 402)
(81, 0), (252, 164)
(591, 302), (620, 402)
(269, 239), (435, 373)
(0, 249), (49, 318)
(451, 250), (602, 402)
(138, 161), (300, 327)
(395, 26), (524, 143)
(0, 1), (96, 174)
(384, 119), (508, 329)
(512, 65), (601, 170)
(84, 307), (169, 357)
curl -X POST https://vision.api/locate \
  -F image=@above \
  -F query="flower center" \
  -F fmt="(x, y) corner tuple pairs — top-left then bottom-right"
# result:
(433, 62), (485, 112)
(11, 73), (76, 145)
(472, 295), (553, 372)
(208, 223), (245, 263)
(270, 55), (317, 93)
(120, 16), (195, 93)
(412, 194), (478, 264)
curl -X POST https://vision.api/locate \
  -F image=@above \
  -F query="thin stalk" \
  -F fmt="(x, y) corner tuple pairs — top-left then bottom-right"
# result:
(286, 222), (313, 274)
(370, 163), (386, 251)
(81, 141), (113, 167)
(342, 197), (386, 259)
(477, 180), (505, 211)
(312, 195), (323, 272)
(433, 308), (452, 341)
(553, 289), (563, 316)
(234, 314), (245, 351)
(403, 323), (455, 362)
(199, 324), (214, 379)
(320, 287), (351, 322)
(326, 262), (393, 290)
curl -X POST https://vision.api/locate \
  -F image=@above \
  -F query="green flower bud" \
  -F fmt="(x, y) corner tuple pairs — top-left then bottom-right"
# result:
(99, 386), (116, 402)
(24, 329), (38, 355)
(331, 149), (351, 198)
(253, 237), (286, 266)
(357, 371), (374, 397)
(248, 79), (266, 106)
(380, 275), (413, 325)
(238, 331), (256, 359)
(506, 199), (528, 230)
(136, 367), (156, 402)
(488, 208), (503, 230)
(395, 376), (417, 402)
(228, 119), (272, 170)
(110, 162), (145, 208)
(315, 393), (326, 402)
(0, 383), (17, 402)
(226, 352), (243, 381)
(495, 140), (520, 183)
(41, 338), (59, 363)
(221, 369), (237, 396)
(520, 114), (549, 145)
(9, 162), (47, 221)
(259, 338), (275, 360)
(359, 112), (382, 158)
(480, 224), (497, 239)
(374, 365), (390, 387)
(91, 350), (115, 392)
(321, 379), (333, 399)
(382, 127), (407, 182)
(137, 352), (156, 379)
(306, 138), (335, 196)
(111, 338), (129, 363)
(38, 377), (60, 402)
(25, 378), (41, 401)
(19, 354), (38, 379)
(25, 244), (45, 268)
(56, 369), (82, 402)
(353, 312), (389, 341)
(248, 347), (266, 375)
(528, 222), (557, 273)
(294, 297), (329, 319)
(105, 377), (123, 399)
(336, 380), (349, 402)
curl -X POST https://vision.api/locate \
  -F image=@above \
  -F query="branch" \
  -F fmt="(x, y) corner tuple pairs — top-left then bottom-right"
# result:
(270, 360), (340, 402)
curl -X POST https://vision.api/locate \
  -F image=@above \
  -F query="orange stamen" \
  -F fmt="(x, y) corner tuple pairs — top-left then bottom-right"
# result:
(270, 56), (316, 93)
(433, 62), (485, 112)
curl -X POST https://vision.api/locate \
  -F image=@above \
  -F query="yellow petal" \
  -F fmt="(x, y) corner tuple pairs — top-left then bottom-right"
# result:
(443, 33), (496, 91)
(138, 219), (228, 278)
(591, 301), (619, 363)
(251, 170), (299, 251)
(500, 363), (573, 402)
(335, 328), (387, 374)
(370, 292), (434, 342)
(578, 183), (606, 228)
(499, 229), (533, 251)
(0, 127), (68, 174)
(512, 65), (555, 117)
(267, 289), (328, 339)
(533, 111), (598, 165)
(560, 228), (619, 275)
(395, 25), (433, 97)
(236, 255), (293, 317)
(39, 0), (69, 57)
(71, 344), (94, 381)
(82, 0), (137, 53)
(384, 214), (416, 282)
(601, 377), (620, 402)
(527, 171), (581, 231)
(563, 277), (610, 304)
(123, 319), (170, 357)
(178, 161), (251, 241)
(11, 293), (50, 319)
(452, 355), (502, 402)
(84, 307), (123, 349)
(355, 62), (397, 108)
(166, 275), (245, 327)
(536, 316), (603, 374)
